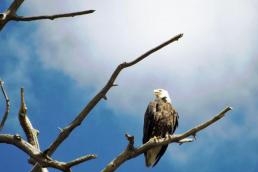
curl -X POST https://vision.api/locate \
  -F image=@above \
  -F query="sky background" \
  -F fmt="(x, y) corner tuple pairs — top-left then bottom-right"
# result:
(0, 0), (258, 172)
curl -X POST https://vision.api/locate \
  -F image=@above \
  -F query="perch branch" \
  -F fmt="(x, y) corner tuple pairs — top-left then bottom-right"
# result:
(101, 106), (232, 172)
(0, 80), (10, 130)
(12, 10), (95, 21)
(43, 33), (183, 157)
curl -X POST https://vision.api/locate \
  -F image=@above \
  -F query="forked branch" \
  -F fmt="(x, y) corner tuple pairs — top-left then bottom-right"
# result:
(101, 106), (232, 172)
(18, 88), (48, 172)
(0, 134), (69, 171)
(0, 134), (97, 171)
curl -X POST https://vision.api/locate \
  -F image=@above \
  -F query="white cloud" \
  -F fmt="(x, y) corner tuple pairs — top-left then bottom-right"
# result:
(1, 0), (255, 169)
(22, 0), (258, 130)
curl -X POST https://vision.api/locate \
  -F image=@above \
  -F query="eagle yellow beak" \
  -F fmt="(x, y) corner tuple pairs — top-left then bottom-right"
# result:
(153, 89), (161, 97)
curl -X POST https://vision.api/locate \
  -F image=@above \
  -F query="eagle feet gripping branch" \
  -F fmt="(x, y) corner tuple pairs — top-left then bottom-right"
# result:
(143, 89), (179, 167)
(165, 133), (173, 140)
(150, 136), (160, 143)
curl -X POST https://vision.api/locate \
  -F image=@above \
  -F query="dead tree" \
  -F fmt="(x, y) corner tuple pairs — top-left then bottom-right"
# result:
(0, 1), (232, 172)
(0, 35), (232, 171)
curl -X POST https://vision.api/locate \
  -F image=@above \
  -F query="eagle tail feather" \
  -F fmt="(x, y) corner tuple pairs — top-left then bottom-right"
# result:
(145, 146), (162, 167)
(152, 145), (168, 167)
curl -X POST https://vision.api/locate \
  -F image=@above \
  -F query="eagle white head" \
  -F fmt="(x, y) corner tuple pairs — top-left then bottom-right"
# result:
(153, 88), (171, 103)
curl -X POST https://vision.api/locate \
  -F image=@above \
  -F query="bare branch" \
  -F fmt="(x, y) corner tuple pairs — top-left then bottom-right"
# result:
(43, 34), (183, 159)
(101, 106), (232, 172)
(18, 88), (48, 172)
(18, 88), (40, 149)
(0, 134), (97, 171)
(12, 10), (95, 21)
(66, 154), (97, 168)
(125, 133), (134, 150)
(0, 80), (10, 130)
(0, 134), (70, 171)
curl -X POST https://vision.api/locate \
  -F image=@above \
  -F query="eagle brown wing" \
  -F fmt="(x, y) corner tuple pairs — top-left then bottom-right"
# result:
(143, 101), (156, 144)
(143, 100), (179, 167)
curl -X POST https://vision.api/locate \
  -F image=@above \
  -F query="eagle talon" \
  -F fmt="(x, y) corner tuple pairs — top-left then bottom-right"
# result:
(157, 136), (162, 139)
(151, 136), (159, 143)
(166, 134), (173, 139)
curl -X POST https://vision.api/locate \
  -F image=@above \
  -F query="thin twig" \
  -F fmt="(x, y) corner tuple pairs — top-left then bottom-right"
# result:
(101, 106), (232, 172)
(0, 80), (10, 130)
(43, 34), (183, 157)
(125, 133), (134, 150)
(66, 154), (97, 167)
(12, 10), (95, 21)
(178, 137), (194, 145)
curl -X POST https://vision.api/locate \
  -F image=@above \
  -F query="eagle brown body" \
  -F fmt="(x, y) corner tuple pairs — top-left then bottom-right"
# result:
(143, 89), (179, 167)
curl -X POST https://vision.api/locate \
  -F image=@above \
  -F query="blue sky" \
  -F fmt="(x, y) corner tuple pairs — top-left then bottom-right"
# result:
(1, 0), (258, 171)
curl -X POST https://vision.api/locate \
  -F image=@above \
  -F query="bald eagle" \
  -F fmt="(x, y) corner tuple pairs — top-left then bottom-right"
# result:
(143, 89), (179, 167)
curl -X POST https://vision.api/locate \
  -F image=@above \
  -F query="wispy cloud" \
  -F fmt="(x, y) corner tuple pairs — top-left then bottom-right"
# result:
(24, 0), (258, 137)
(1, 1), (257, 171)
(23, 0), (258, 118)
